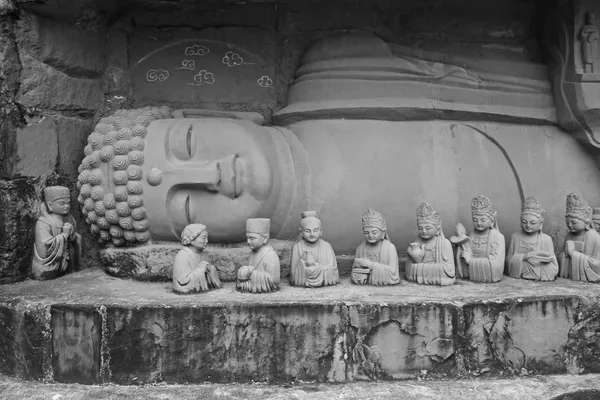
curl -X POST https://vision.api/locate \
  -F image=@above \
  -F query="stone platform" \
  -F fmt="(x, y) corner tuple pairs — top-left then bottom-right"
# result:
(1, 269), (600, 385)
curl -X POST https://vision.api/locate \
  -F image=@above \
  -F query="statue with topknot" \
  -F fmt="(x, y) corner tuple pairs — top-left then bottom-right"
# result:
(290, 211), (339, 287)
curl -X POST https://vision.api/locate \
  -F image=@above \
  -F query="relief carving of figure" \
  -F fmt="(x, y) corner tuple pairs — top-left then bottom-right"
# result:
(351, 209), (400, 286)
(32, 186), (82, 280)
(580, 11), (599, 74)
(405, 202), (455, 286)
(506, 197), (558, 281)
(172, 223), (221, 294)
(290, 211), (339, 288)
(237, 218), (281, 293)
(558, 193), (600, 282)
(455, 195), (505, 283)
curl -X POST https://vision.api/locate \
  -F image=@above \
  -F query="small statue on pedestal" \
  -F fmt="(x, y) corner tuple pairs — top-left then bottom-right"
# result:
(32, 186), (82, 280)
(237, 218), (281, 293)
(506, 197), (558, 281)
(405, 202), (455, 286)
(580, 11), (599, 74)
(172, 223), (221, 294)
(290, 211), (339, 287)
(351, 209), (400, 285)
(455, 195), (505, 283)
(558, 193), (600, 282)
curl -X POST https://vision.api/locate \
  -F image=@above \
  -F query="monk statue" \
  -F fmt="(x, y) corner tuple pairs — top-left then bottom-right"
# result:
(558, 193), (600, 282)
(172, 223), (221, 294)
(580, 11), (599, 74)
(351, 209), (400, 286)
(237, 218), (281, 293)
(405, 202), (455, 286)
(31, 186), (82, 280)
(506, 197), (558, 281)
(455, 195), (505, 283)
(290, 211), (339, 287)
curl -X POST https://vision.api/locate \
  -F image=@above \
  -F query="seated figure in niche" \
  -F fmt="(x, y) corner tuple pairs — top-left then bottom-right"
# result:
(172, 223), (221, 294)
(31, 186), (82, 280)
(405, 202), (455, 286)
(455, 195), (505, 283)
(558, 193), (600, 282)
(290, 211), (339, 287)
(237, 218), (281, 293)
(506, 197), (558, 281)
(351, 209), (400, 285)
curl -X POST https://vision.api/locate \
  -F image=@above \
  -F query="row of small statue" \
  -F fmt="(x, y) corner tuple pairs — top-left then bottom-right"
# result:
(172, 193), (600, 294)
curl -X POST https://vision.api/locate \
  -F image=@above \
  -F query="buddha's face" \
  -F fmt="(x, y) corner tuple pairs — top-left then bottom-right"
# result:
(418, 223), (439, 240)
(363, 227), (384, 244)
(247, 232), (267, 251)
(191, 231), (208, 251)
(566, 216), (587, 233)
(300, 219), (322, 244)
(521, 213), (542, 234)
(48, 198), (70, 216)
(472, 214), (493, 232)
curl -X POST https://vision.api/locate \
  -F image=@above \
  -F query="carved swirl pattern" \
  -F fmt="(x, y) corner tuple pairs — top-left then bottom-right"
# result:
(192, 70), (216, 85)
(184, 44), (209, 56)
(257, 75), (273, 87)
(222, 51), (244, 67)
(146, 69), (169, 82)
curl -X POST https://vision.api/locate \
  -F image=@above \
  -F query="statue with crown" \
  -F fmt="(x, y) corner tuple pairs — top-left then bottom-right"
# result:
(506, 197), (558, 281)
(454, 195), (505, 283)
(31, 186), (82, 280)
(405, 202), (455, 286)
(557, 193), (600, 283)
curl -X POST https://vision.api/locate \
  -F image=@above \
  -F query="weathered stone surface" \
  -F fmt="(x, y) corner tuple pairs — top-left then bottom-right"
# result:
(14, 117), (58, 177)
(17, 55), (102, 111)
(53, 115), (93, 176)
(565, 303), (600, 374)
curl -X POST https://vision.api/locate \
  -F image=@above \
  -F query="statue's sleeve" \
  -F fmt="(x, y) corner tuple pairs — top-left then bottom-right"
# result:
(33, 219), (67, 270)
(320, 241), (339, 285)
(289, 243), (305, 286)
(369, 242), (400, 285)
(570, 231), (600, 282)
(506, 233), (524, 278)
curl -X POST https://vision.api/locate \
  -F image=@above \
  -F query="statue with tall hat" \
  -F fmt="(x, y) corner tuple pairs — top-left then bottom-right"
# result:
(32, 186), (82, 280)
(558, 193), (600, 282)
(351, 209), (400, 285)
(506, 197), (558, 281)
(172, 223), (221, 294)
(454, 195), (505, 283)
(290, 211), (339, 288)
(236, 218), (281, 293)
(405, 202), (455, 286)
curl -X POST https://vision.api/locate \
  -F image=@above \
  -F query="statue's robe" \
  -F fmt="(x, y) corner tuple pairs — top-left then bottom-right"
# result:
(506, 231), (558, 281)
(558, 229), (600, 283)
(172, 247), (221, 294)
(31, 215), (81, 280)
(405, 235), (455, 286)
(237, 245), (281, 293)
(456, 229), (505, 283)
(351, 240), (400, 285)
(290, 239), (339, 287)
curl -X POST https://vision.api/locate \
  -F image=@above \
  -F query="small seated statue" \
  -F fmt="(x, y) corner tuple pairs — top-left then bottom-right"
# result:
(405, 202), (455, 286)
(172, 224), (221, 294)
(455, 195), (505, 283)
(506, 197), (558, 281)
(351, 209), (400, 285)
(237, 218), (281, 293)
(290, 211), (339, 287)
(31, 186), (82, 280)
(558, 193), (600, 282)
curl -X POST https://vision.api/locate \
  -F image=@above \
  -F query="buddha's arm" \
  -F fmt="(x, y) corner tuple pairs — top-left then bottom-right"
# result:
(260, 250), (281, 286)
(319, 242), (338, 271)
(370, 248), (399, 272)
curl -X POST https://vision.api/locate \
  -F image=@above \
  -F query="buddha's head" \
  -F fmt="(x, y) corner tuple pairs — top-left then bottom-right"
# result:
(471, 195), (497, 233)
(586, 11), (595, 25)
(181, 223), (208, 252)
(520, 196), (545, 235)
(246, 218), (270, 252)
(44, 186), (71, 217)
(416, 202), (442, 240)
(299, 211), (322, 244)
(565, 193), (593, 234)
(362, 208), (388, 244)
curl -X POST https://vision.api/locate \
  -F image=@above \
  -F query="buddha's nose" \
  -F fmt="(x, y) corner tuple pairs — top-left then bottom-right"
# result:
(164, 160), (221, 191)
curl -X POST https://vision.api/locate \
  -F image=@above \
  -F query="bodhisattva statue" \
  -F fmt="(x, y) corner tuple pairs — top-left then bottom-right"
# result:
(237, 218), (281, 293)
(351, 209), (400, 285)
(580, 11), (599, 74)
(558, 193), (600, 282)
(455, 195), (505, 283)
(172, 223), (221, 294)
(32, 186), (82, 280)
(506, 197), (558, 281)
(405, 202), (455, 286)
(290, 211), (339, 287)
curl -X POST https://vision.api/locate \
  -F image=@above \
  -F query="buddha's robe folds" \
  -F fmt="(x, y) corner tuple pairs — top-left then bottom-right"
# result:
(558, 230), (600, 282)
(290, 239), (339, 287)
(457, 229), (505, 283)
(351, 240), (400, 285)
(237, 245), (281, 293)
(506, 232), (558, 281)
(405, 236), (455, 286)
(172, 247), (221, 294)
(31, 215), (81, 280)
